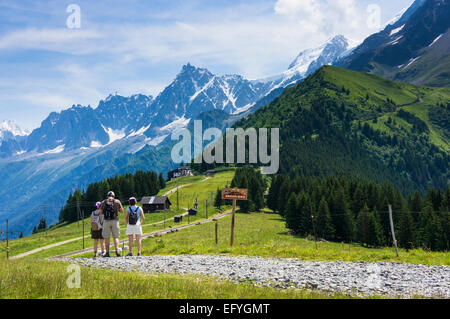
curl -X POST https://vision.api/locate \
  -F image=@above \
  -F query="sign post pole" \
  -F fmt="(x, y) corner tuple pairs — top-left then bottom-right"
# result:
(222, 188), (248, 247)
(230, 199), (236, 246)
(6, 218), (9, 260)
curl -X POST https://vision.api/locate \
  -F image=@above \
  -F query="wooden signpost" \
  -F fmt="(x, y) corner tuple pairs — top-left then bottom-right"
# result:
(222, 188), (248, 246)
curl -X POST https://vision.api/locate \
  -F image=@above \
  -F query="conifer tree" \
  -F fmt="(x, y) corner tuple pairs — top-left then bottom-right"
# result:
(214, 188), (223, 210)
(316, 197), (335, 240)
(398, 211), (415, 251)
(285, 193), (300, 233)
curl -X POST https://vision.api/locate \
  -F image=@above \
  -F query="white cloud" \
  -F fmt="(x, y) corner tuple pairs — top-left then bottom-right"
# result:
(0, 28), (101, 53)
(0, 0), (412, 130)
(274, 0), (371, 39)
(274, 0), (322, 16)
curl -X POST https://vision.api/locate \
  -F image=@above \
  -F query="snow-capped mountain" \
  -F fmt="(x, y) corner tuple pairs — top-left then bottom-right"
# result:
(140, 63), (273, 138)
(268, 35), (357, 90)
(0, 64), (278, 158)
(0, 35), (363, 234)
(0, 120), (29, 140)
(0, 120), (29, 157)
(338, 0), (450, 87)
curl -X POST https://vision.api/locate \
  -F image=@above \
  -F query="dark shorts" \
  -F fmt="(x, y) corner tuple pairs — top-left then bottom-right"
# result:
(91, 229), (104, 239)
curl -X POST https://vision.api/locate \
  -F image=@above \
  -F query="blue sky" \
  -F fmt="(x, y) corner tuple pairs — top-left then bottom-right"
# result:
(0, 0), (413, 130)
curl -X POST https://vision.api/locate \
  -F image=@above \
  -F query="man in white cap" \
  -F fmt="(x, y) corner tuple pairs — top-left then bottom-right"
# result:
(99, 191), (123, 257)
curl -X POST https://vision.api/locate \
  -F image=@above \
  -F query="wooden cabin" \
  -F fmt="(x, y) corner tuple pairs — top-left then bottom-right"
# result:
(140, 196), (171, 213)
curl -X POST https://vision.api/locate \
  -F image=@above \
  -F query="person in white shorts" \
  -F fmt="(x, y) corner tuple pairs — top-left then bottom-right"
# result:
(125, 197), (145, 256)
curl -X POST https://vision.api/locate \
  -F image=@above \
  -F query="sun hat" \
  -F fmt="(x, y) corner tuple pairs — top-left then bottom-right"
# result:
(95, 201), (101, 209)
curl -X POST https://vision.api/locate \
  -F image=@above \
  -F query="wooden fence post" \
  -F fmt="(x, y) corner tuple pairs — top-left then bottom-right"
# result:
(215, 221), (218, 245)
(388, 204), (399, 257)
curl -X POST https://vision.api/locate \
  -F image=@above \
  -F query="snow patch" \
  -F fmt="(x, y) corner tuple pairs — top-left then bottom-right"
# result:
(145, 134), (169, 146)
(90, 141), (103, 148)
(232, 103), (254, 115)
(387, 36), (403, 46)
(159, 116), (190, 132)
(43, 144), (65, 154)
(404, 56), (421, 69)
(103, 126), (126, 145)
(390, 25), (405, 36)
(128, 124), (152, 137)
(429, 34), (443, 47)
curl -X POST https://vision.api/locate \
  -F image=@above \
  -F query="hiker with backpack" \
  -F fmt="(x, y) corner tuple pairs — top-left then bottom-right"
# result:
(91, 201), (105, 258)
(125, 197), (145, 256)
(99, 191), (124, 257)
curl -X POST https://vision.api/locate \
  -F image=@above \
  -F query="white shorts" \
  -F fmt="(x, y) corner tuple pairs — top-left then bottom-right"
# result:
(126, 223), (143, 236)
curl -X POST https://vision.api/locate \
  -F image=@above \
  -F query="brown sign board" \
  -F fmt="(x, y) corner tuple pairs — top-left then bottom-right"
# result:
(222, 188), (248, 200)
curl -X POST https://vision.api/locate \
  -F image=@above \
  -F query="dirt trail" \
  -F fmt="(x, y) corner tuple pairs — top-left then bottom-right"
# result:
(52, 209), (232, 258)
(11, 180), (205, 260)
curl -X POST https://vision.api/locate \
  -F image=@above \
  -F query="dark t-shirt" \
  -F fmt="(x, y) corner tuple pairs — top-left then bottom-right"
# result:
(100, 198), (123, 220)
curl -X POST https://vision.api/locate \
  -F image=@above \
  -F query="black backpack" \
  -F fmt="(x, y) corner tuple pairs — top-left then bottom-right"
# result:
(104, 200), (117, 220)
(128, 206), (139, 225)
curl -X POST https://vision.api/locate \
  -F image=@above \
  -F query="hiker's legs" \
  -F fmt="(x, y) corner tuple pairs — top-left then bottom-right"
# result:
(111, 220), (120, 252)
(105, 237), (110, 252)
(128, 235), (134, 252)
(93, 239), (98, 253)
(100, 239), (105, 253)
(102, 221), (111, 252)
(136, 234), (142, 254)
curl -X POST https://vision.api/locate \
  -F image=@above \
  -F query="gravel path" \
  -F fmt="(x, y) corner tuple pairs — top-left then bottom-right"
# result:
(61, 255), (450, 298)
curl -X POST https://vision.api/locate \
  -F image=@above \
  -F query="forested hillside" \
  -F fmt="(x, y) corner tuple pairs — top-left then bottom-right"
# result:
(268, 175), (449, 251)
(234, 66), (450, 194)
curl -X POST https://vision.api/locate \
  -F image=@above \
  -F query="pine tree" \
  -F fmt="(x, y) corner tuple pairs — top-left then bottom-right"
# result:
(316, 197), (335, 240)
(366, 212), (383, 247)
(300, 194), (314, 236)
(398, 211), (415, 251)
(330, 188), (355, 242)
(214, 188), (223, 210)
(285, 193), (301, 233)
(357, 205), (370, 246)
(159, 173), (166, 189)
(267, 175), (284, 212)
(278, 180), (291, 217)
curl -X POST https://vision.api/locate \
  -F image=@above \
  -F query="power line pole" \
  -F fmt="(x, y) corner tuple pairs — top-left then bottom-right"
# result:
(6, 218), (9, 260)
(215, 220), (218, 245)
(205, 200), (208, 219)
(43, 205), (47, 235)
(82, 210), (85, 249)
(388, 204), (399, 257)
(77, 201), (80, 228)
(310, 208), (318, 250)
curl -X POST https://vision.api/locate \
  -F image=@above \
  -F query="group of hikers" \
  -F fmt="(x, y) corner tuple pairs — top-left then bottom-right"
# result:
(90, 191), (145, 258)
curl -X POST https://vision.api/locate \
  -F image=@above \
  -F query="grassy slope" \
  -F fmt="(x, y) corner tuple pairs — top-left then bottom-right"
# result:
(11, 170), (234, 259)
(136, 211), (449, 266)
(320, 66), (450, 152)
(0, 173), (214, 258)
(1, 168), (447, 298)
(0, 258), (352, 299)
